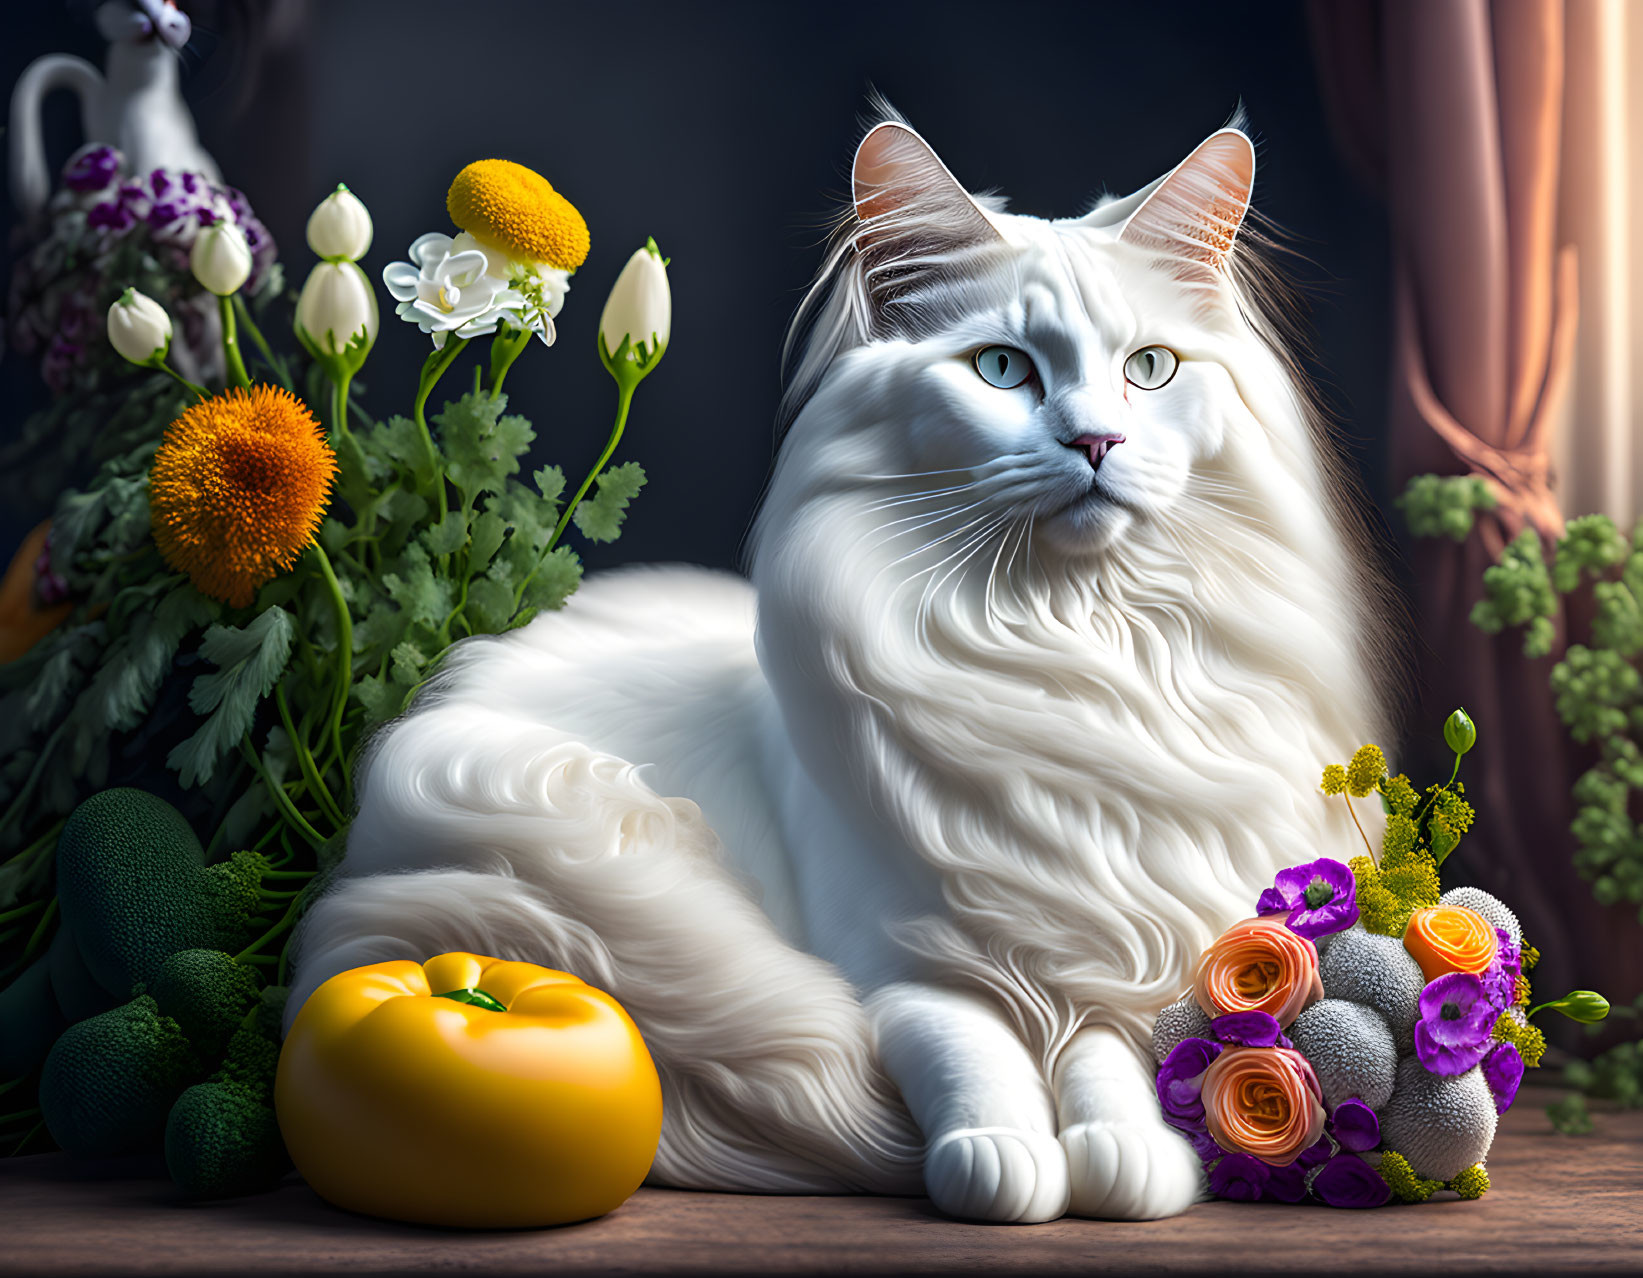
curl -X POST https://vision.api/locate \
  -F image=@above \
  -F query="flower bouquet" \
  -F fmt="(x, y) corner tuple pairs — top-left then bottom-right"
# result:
(0, 148), (673, 1195)
(1153, 711), (1610, 1206)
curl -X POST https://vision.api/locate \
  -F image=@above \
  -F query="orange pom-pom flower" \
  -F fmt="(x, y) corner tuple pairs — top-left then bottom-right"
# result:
(1193, 916), (1323, 1027)
(149, 385), (336, 607)
(1402, 905), (1499, 982)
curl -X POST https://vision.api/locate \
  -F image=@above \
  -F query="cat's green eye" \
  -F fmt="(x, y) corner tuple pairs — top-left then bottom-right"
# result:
(1124, 346), (1178, 390)
(973, 345), (1034, 390)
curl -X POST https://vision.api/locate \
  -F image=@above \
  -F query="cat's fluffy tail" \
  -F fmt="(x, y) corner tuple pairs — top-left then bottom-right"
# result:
(286, 702), (924, 1194)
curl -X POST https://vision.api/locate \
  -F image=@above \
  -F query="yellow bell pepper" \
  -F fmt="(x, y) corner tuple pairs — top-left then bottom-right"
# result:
(274, 952), (662, 1228)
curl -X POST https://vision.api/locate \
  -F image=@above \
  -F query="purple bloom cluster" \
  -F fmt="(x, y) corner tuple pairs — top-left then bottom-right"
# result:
(1410, 925), (1527, 1114)
(1257, 857), (1360, 940)
(7, 144), (278, 395)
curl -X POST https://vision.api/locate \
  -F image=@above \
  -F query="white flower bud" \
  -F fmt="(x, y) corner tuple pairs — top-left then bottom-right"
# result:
(106, 287), (172, 365)
(599, 238), (670, 364)
(190, 220), (253, 296)
(306, 184), (373, 262)
(296, 261), (379, 358)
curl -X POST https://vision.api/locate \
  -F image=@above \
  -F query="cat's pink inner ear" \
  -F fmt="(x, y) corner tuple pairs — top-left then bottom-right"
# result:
(851, 122), (999, 244)
(1118, 129), (1255, 271)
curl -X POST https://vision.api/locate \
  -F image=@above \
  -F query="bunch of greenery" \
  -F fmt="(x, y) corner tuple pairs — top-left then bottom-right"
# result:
(0, 163), (668, 1187)
(1399, 475), (1643, 1120)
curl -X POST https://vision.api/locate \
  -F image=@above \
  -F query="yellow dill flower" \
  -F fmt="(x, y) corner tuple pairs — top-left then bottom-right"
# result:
(1493, 1012), (1547, 1068)
(1346, 743), (1387, 797)
(149, 386), (336, 607)
(1515, 974), (1532, 1007)
(1379, 772), (1419, 817)
(1378, 1150), (1440, 1203)
(1380, 813), (1418, 864)
(1381, 850), (1441, 910)
(1431, 784), (1476, 833)
(1320, 763), (1347, 796)
(447, 159), (589, 272)
(1449, 1164), (1490, 1200)
(1522, 942), (1541, 971)
(1352, 856), (1405, 936)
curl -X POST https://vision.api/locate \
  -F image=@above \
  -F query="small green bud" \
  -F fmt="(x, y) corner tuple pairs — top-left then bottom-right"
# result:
(1530, 991), (1610, 1023)
(1444, 708), (1477, 756)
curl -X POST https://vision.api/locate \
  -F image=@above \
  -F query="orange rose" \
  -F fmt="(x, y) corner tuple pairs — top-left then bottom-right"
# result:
(1201, 1046), (1326, 1166)
(1403, 905), (1499, 982)
(1193, 916), (1323, 1027)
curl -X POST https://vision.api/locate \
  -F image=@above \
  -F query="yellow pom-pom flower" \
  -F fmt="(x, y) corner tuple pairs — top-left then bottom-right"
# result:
(1346, 743), (1387, 797)
(149, 386), (336, 607)
(1449, 1163), (1490, 1200)
(1378, 1149), (1441, 1203)
(1379, 772), (1419, 817)
(447, 160), (589, 273)
(1492, 1011), (1547, 1068)
(1320, 763), (1347, 796)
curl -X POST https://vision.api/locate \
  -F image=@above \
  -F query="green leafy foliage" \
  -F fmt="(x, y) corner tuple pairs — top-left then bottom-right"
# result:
(168, 608), (296, 787)
(572, 461), (647, 543)
(1396, 473), (1497, 542)
(1545, 1092), (1594, 1135)
(1471, 528), (1557, 657)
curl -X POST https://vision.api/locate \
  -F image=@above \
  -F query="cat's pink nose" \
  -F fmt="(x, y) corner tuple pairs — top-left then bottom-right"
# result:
(1068, 433), (1125, 470)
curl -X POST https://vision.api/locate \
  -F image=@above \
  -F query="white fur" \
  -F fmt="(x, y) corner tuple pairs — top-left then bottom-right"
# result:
(288, 109), (1389, 1222)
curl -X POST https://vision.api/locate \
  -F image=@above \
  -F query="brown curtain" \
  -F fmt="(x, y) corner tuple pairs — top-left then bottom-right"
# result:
(1308, 0), (1643, 1021)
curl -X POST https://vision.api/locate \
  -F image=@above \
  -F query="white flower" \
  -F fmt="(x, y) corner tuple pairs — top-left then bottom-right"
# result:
(189, 220), (253, 296)
(452, 231), (567, 346)
(599, 239), (670, 363)
(307, 184), (373, 262)
(106, 287), (171, 364)
(296, 261), (378, 357)
(382, 233), (518, 349)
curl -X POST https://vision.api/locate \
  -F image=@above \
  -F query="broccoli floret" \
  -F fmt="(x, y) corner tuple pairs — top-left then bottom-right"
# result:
(1377, 1149), (1442, 1203)
(164, 1024), (289, 1197)
(150, 950), (263, 1060)
(1449, 1163), (1490, 1199)
(56, 789), (276, 996)
(39, 994), (201, 1156)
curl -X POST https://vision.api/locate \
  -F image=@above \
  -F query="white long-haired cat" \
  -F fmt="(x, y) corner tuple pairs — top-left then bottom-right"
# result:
(287, 108), (1390, 1222)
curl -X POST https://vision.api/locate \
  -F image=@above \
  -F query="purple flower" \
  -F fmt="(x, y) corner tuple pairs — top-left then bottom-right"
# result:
(86, 199), (136, 232)
(1296, 1134), (1335, 1169)
(1414, 972), (1496, 1075)
(1184, 1129), (1222, 1163)
(1328, 1099), (1380, 1152)
(1310, 1153), (1392, 1208)
(1482, 1042), (1524, 1115)
(1256, 857), (1360, 940)
(1210, 1011), (1291, 1048)
(1156, 1038), (1223, 1133)
(1481, 929), (1523, 1011)
(63, 145), (121, 192)
(1263, 1161), (1309, 1203)
(1207, 1152), (1269, 1201)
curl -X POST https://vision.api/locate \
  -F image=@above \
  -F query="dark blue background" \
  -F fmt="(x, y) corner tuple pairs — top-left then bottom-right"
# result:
(2, 0), (1391, 573)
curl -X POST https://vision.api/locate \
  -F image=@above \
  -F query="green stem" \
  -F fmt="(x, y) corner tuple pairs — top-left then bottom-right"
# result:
(488, 327), (531, 401)
(0, 901), (45, 925)
(309, 543), (354, 811)
(239, 737), (325, 849)
(515, 380), (635, 609)
(412, 337), (467, 500)
(274, 684), (344, 829)
(152, 360), (209, 401)
(330, 370), (353, 443)
(235, 894), (305, 964)
(231, 295), (286, 388)
(2, 819), (62, 870)
(8, 1120), (45, 1157)
(24, 898), (57, 959)
(218, 295), (251, 389)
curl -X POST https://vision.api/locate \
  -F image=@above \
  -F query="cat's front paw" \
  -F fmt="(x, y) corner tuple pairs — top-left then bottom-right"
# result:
(1059, 1119), (1206, 1220)
(923, 1126), (1070, 1223)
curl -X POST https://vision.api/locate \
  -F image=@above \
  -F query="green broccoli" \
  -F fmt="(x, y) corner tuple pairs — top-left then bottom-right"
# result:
(55, 789), (284, 996)
(150, 950), (263, 1060)
(38, 995), (201, 1156)
(164, 1024), (289, 1197)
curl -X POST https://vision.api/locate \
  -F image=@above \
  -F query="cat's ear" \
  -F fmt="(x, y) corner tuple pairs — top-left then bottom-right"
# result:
(1113, 128), (1255, 273)
(851, 122), (1004, 252)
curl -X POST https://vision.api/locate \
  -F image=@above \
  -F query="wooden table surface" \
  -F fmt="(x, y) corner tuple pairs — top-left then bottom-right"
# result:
(2, 1088), (1639, 1276)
